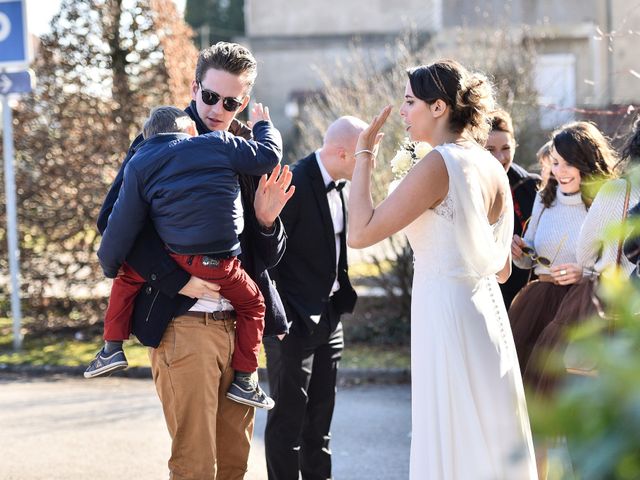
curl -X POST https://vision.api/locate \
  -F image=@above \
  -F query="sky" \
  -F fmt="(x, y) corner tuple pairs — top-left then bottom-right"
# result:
(25, 0), (186, 36)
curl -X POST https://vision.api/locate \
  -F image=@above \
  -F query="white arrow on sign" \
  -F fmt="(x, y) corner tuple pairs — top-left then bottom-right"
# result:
(0, 74), (12, 94)
(0, 12), (11, 42)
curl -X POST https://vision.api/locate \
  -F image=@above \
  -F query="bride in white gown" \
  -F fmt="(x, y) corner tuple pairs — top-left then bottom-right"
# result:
(348, 60), (537, 479)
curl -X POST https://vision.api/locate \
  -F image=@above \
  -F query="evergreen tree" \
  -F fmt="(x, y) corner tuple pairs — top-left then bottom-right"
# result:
(185, 0), (244, 47)
(0, 0), (198, 322)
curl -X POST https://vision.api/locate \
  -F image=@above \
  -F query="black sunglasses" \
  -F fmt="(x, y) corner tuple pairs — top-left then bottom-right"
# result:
(520, 234), (568, 268)
(520, 245), (553, 267)
(198, 82), (244, 112)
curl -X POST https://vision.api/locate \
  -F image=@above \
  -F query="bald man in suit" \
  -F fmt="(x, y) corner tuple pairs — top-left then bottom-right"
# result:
(264, 117), (367, 480)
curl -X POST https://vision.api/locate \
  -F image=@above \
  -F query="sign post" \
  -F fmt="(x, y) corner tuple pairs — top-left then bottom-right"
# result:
(2, 94), (22, 350)
(0, 0), (31, 351)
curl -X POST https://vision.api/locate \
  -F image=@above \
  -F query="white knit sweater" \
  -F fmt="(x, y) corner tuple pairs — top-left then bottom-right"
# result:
(514, 187), (588, 275)
(577, 177), (640, 275)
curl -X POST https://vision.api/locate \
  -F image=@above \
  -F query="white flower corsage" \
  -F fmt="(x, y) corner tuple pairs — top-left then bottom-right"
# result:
(390, 139), (432, 180)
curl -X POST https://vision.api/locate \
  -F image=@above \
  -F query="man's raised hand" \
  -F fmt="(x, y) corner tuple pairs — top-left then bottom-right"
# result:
(255, 164), (295, 229)
(249, 102), (271, 127)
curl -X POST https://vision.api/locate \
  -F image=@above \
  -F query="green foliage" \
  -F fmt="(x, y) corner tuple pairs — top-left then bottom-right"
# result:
(530, 270), (640, 479)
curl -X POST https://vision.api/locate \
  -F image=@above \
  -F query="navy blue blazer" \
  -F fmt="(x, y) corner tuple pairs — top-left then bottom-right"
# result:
(97, 121), (281, 278)
(97, 103), (288, 346)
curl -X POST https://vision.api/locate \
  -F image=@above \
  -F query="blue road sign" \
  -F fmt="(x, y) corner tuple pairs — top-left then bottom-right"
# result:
(0, 0), (29, 68)
(0, 70), (30, 94)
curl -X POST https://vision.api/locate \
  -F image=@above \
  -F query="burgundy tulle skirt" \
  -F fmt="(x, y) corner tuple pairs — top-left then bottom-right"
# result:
(524, 277), (604, 397)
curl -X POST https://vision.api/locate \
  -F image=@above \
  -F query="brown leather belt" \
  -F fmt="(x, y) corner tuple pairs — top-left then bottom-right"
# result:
(537, 274), (556, 284)
(181, 311), (237, 322)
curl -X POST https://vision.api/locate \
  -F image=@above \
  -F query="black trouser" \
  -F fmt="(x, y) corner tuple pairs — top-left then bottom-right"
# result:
(264, 305), (344, 480)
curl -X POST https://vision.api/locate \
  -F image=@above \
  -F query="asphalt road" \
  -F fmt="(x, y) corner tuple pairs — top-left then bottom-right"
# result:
(0, 375), (411, 479)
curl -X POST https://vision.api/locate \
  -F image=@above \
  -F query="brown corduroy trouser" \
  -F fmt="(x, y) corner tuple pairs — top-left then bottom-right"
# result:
(149, 313), (255, 480)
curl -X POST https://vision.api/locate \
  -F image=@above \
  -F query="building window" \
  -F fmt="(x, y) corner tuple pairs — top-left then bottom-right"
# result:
(534, 53), (576, 129)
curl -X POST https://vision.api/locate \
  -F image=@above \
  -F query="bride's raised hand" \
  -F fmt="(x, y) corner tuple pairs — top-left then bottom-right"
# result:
(356, 105), (392, 165)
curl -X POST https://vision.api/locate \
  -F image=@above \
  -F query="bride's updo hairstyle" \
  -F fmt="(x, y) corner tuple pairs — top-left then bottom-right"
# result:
(407, 59), (495, 144)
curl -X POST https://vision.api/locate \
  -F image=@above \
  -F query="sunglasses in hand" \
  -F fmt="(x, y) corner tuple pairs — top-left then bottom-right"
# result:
(199, 82), (244, 112)
(521, 234), (567, 268)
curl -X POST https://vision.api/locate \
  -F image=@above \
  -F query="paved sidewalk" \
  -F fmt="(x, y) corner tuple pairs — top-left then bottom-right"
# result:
(0, 375), (410, 479)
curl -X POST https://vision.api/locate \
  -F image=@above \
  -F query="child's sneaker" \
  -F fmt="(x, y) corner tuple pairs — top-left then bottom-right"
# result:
(226, 373), (275, 410)
(84, 346), (128, 378)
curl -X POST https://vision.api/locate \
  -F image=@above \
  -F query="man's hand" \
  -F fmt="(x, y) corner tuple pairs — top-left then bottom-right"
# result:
(248, 102), (271, 127)
(178, 276), (221, 299)
(255, 164), (295, 228)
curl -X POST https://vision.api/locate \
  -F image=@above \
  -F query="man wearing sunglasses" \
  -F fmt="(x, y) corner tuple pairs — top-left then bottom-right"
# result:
(96, 42), (292, 479)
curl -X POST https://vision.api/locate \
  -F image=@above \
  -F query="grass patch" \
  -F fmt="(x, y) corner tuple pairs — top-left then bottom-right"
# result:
(349, 260), (393, 279)
(343, 343), (410, 369)
(0, 339), (151, 367)
(0, 317), (149, 367)
(1, 318), (409, 370)
(0, 315), (181, 367)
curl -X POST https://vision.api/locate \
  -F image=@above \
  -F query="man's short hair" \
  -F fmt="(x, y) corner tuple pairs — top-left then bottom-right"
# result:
(143, 106), (193, 139)
(195, 42), (258, 91)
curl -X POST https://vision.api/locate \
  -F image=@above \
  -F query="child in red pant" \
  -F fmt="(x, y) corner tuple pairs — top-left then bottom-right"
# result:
(85, 104), (282, 410)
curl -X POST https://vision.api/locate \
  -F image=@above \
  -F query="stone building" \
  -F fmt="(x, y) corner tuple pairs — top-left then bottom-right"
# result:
(243, 0), (639, 144)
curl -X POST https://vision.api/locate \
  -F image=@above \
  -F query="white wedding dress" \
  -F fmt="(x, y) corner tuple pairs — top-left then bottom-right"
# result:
(403, 143), (537, 479)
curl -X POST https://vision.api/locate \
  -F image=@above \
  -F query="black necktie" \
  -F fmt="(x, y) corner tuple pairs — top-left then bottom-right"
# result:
(326, 181), (346, 193)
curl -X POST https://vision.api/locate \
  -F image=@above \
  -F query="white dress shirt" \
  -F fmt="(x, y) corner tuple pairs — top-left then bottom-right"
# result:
(316, 150), (344, 295)
(190, 296), (234, 313)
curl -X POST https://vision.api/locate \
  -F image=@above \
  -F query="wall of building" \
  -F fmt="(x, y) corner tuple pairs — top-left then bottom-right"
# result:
(611, 0), (640, 104)
(246, 0), (441, 37)
(441, 0), (602, 28)
(530, 25), (604, 106)
(245, 0), (439, 148)
(244, 0), (638, 146)
(247, 34), (400, 148)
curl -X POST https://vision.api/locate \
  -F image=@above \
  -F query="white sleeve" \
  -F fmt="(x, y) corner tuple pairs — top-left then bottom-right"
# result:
(577, 179), (626, 270)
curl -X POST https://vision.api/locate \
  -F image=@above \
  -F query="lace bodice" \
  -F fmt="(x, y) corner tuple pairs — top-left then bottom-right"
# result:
(432, 192), (454, 222)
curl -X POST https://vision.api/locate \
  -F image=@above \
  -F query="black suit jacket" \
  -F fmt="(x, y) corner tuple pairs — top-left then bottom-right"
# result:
(270, 153), (357, 334)
(501, 162), (541, 308)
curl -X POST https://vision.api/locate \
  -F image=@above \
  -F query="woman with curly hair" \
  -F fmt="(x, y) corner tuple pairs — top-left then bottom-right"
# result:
(510, 122), (617, 371)
(509, 120), (618, 478)
(526, 117), (640, 388)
